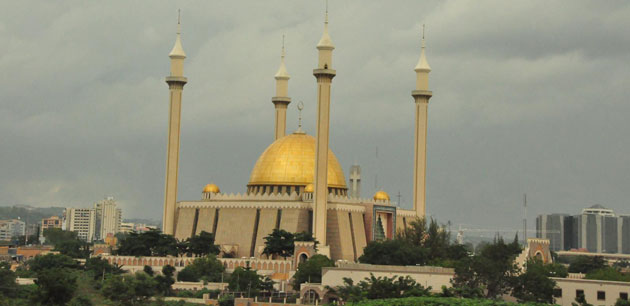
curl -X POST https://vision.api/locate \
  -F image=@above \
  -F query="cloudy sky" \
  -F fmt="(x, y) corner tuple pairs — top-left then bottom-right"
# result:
(1, 1), (629, 234)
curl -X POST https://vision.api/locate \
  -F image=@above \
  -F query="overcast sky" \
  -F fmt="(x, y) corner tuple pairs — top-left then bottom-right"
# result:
(1, 1), (629, 234)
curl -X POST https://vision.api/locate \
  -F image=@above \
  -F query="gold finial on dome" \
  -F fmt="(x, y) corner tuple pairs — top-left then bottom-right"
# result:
(304, 184), (314, 193)
(203, 183), (220, 193)
(373, 190), (390, 201)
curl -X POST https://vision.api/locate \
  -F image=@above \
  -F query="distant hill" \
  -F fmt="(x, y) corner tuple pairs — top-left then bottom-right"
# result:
(0, 206), (64, 224)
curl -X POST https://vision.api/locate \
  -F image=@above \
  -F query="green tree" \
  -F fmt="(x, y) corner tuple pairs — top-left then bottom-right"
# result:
(291, 254), (335, 289)
(143, 265), (154, 276)
(84, 257), (123, 281)
(54, 238), (90, 258)
(116, 229), (180, 257)
(568, 256), (606, 274)
(176, 255), (225, 282)
(359, 239), (428, 266)
(33, 267), (77, 305)
(67, 295), (94, 306)
(451, 236), (522, 299)
(0, 262), (18, 298)
(226, 267), (273, 297)
(155, 265), (176, 296)
(615, 298), (630, 306)
(262, 229), (295, 259)
(27, 253), (79, 273)
(184, 231), (220, 256)
(102, 272), (157, 305)
(511, 259), (558, 303)
(585, 267), (630, 282)
(325, 278), (365, 303)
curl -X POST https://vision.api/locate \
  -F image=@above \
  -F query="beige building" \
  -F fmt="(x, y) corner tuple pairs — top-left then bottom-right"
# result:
(64, 208), (96, 242)
(41, 216), (62, 232)
(160, 10), (433, 261)
(553, 277), (630, 306)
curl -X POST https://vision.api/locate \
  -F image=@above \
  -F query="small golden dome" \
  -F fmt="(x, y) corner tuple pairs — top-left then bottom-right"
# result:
(373, 190), (390, 201)
(304, 184), (314, 193)
(248, 132), (347, 189)
(203, 183), (220, 193)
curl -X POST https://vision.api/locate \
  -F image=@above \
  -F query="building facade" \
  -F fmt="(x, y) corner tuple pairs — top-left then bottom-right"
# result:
(41, 216), (62, 234)
(0, 219), (26, 241)
(94, 197), (122, 240)
(537, 205), (630, 254)
(64, 208), (96, 242)
(159, 10), (432, 261)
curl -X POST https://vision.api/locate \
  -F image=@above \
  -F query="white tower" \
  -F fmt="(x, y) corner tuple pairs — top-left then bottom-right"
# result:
(163, 12), (187, 235)
(411, 26), (432, 218)
(312, 6), (336, 246)
(272, 36), (291, 140)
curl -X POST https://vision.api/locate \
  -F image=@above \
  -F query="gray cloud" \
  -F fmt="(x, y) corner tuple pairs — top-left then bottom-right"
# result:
(1, 1), (629, 235)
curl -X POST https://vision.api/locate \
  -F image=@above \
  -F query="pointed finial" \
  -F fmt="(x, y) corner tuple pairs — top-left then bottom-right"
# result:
(169, 9), (186, 58)
(295, 101), (305, 133)
(422, 24), (426, 48)
(325, 0), (329, 24)
(281, 34), (285, 58)
(415, 23), (430, 72)
(177, 9), (181, 34)
(297, 101), (304, 129)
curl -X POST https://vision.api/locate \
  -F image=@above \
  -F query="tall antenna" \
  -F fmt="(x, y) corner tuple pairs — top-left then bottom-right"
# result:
(396, 191), (402, 207)
(374, 146), (379, 189)
(523, 193), (527, 244)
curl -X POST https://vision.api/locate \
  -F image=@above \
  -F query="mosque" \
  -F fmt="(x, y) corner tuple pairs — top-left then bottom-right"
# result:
(160, 10), (434, 261)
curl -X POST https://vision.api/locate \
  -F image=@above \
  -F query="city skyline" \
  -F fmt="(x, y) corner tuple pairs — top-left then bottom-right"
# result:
(1, 1), (629, 232)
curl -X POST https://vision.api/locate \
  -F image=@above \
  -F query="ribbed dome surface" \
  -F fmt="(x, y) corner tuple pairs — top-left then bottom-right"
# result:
(248, 132), (346, 188)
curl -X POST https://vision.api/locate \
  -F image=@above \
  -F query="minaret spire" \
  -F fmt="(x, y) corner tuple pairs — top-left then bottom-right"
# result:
(411, 24), (433, 218)
(163, 10), (188, 235)
(272, 35), (291, 140)
(313, 1), (337, 249)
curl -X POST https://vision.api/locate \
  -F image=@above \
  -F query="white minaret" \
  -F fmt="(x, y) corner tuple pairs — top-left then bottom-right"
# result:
(272, 35), (291, 140)
(163, 12), (187, 235)
(312, 6), (335, 246)
(411, 25), (432, 218)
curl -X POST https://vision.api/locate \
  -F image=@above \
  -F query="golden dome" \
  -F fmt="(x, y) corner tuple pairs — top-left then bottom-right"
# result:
(373, 190), (390, 201)
(304, 184), (314, 193)
(248, 132), (347, 188)
(203, 183), (220, 193)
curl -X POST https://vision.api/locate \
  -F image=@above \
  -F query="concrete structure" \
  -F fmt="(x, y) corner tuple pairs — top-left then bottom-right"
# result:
(64, 208), (96, 242)
(299, 262), (454, 303)
(162, 13), (187, 235)
(411, 27), (432, 218)
(94, 197), (122, 240)
(312, 9), (336, 247)
(120, 222), (135, 234)
(0, 219), (25, 241)
(552, 277), (630, 306)
(272, 36), (291, 140)
(537, 205), (630, 254)
(162, 10), (429, 261)
(41, 216), (62, 233)
(349, 164), (361, 199)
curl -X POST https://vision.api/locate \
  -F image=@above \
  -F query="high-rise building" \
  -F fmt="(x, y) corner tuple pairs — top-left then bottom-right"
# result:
(94, 197), (122, 240)
(537, 205), (630, 254)
(64, 208), (96, 242)
(0, 219), (26, 241)
(536, 214), (567, 251)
